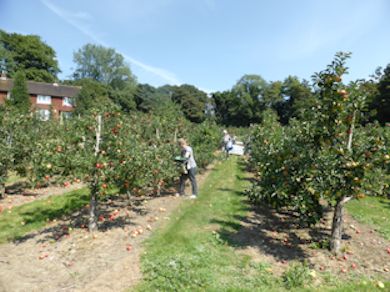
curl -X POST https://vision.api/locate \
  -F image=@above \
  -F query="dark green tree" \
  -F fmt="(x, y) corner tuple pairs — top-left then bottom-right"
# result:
(73, 44), (137, 112)
(212, 90), (250, 126)
(109, 83), (137, 112)
(135, 84), (161, 112)
(263, 81), (283, 108)
(232, 74), (268, 124)
(70, 79), (115, 114)
(0, 30), (60, 82)
(8, 71), (30, 113)
(166, 84), (208, 123)
(233, 74), (268, 102)
(282, 76), (315, 123)
(371, 64), (390, 124)
(73, 44), (136, 87)
(213, 74), (269, 126)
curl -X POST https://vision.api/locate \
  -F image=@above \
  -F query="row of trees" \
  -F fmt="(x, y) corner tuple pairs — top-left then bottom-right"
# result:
(247, 53), (389, 255)
(212, 75), (314, 126)
(213, 70), (389, 127)
(0, 30), (223, 232)
(0, 98), (221, 232)
(1, 29), (388, 126)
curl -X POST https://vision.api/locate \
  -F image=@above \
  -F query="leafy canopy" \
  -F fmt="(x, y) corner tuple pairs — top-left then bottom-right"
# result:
(0, 30), (60, 82)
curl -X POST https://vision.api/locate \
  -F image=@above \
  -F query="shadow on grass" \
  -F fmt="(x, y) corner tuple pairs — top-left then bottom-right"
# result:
(4, 181), (33, 196)
(379, 198), (390, 211)
(6, 188), (178, 244)
(210, 202), (336, 262)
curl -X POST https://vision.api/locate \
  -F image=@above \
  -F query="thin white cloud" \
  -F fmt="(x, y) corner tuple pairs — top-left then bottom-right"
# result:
(40, 0), (181, 85)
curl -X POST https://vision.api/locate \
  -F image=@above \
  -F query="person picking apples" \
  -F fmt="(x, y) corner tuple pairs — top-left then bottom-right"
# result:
(222, 130), (233, 158)
(176, 138), (198, 199)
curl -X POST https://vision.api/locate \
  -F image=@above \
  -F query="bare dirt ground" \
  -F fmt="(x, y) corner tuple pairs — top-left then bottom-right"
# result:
(230, 203), (390, 283)
(0, 163), (218, 292)
(1, 181), (85, 210)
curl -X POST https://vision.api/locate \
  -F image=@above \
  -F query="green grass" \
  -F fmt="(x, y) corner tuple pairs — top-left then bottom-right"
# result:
(346, 196), (390, 240)
(135, 157), (390, 291)
(136, 157), (281, 291)
(5, 172), (24, 185)
(0, 188), (90, 243)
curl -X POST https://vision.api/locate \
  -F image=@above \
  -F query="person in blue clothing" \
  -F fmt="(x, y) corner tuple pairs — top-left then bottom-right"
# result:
(222, 130), (233, 158)
(176, 138), (198, 199)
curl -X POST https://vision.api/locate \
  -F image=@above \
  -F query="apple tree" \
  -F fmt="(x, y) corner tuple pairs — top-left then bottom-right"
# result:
(248, 52), (389, 254)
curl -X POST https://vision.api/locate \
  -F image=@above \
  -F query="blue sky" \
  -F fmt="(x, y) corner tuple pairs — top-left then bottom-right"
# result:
(1, 0), (389, 92)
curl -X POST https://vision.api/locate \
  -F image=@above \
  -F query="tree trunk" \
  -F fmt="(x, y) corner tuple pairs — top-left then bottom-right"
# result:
(173, 128), (178, 143)
(0, 181), (5, 199)
(88, 185), (98, 232)
(0, 167), (7, 199)
(156, 128), (160, 140)
(89, 115), (102, 232)
(330, 109), (356, 253)
(330, 196), (352, 254)
(126, 190), (132, 204)
(347, 110), (356, 151)
(156, 184), (161, 196)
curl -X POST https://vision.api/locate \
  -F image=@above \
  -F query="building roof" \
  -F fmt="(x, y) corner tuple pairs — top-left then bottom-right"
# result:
(0, 79), (81, 97)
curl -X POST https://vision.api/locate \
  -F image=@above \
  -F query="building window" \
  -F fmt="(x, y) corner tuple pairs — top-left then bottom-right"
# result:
(6, 92), (11, 99)
(60, 111), (72, 120)
(63, 97), (73, 107)
(37, 95), (52, 105)
(37, 109), (50, 121)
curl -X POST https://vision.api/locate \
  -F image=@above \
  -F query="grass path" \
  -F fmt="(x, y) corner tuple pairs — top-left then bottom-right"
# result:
(136, 157), (281, 291)
(346, 196), (390, 240)
(136, 157), (389, 291)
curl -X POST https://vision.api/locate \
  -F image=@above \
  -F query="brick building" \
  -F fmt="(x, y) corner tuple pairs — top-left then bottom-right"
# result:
(0, 74), (81, 120)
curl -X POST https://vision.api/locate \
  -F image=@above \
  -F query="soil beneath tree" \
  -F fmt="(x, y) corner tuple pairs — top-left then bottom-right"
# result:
(1, 159), (389, 291)
(0, 163), (218, 292)
(230, 202), (390, 283)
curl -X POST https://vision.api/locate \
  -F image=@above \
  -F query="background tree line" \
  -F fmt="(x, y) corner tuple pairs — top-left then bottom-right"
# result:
(0, 29), (389, 126)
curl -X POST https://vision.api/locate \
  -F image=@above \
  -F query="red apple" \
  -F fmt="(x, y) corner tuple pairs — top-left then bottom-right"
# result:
(338, 89), (347, 96)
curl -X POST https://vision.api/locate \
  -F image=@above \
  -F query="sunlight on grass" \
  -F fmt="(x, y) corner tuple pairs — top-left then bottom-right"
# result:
(0, 188), (90, 243)
(5, 172), (24, 185)
(136, 157), (282, 291)
(136, 158), (390, 291)
(347, 196), (390, 240)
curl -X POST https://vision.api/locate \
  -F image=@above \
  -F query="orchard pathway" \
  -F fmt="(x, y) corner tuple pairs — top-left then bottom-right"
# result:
(0, 158), (219, 292)
(0, 157), (388, 291)
(136, 156), (390, 291)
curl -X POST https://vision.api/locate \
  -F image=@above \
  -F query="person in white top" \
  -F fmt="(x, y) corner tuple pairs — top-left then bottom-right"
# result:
(222, 130), (233, 157)
(177, 138), (198, 199)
